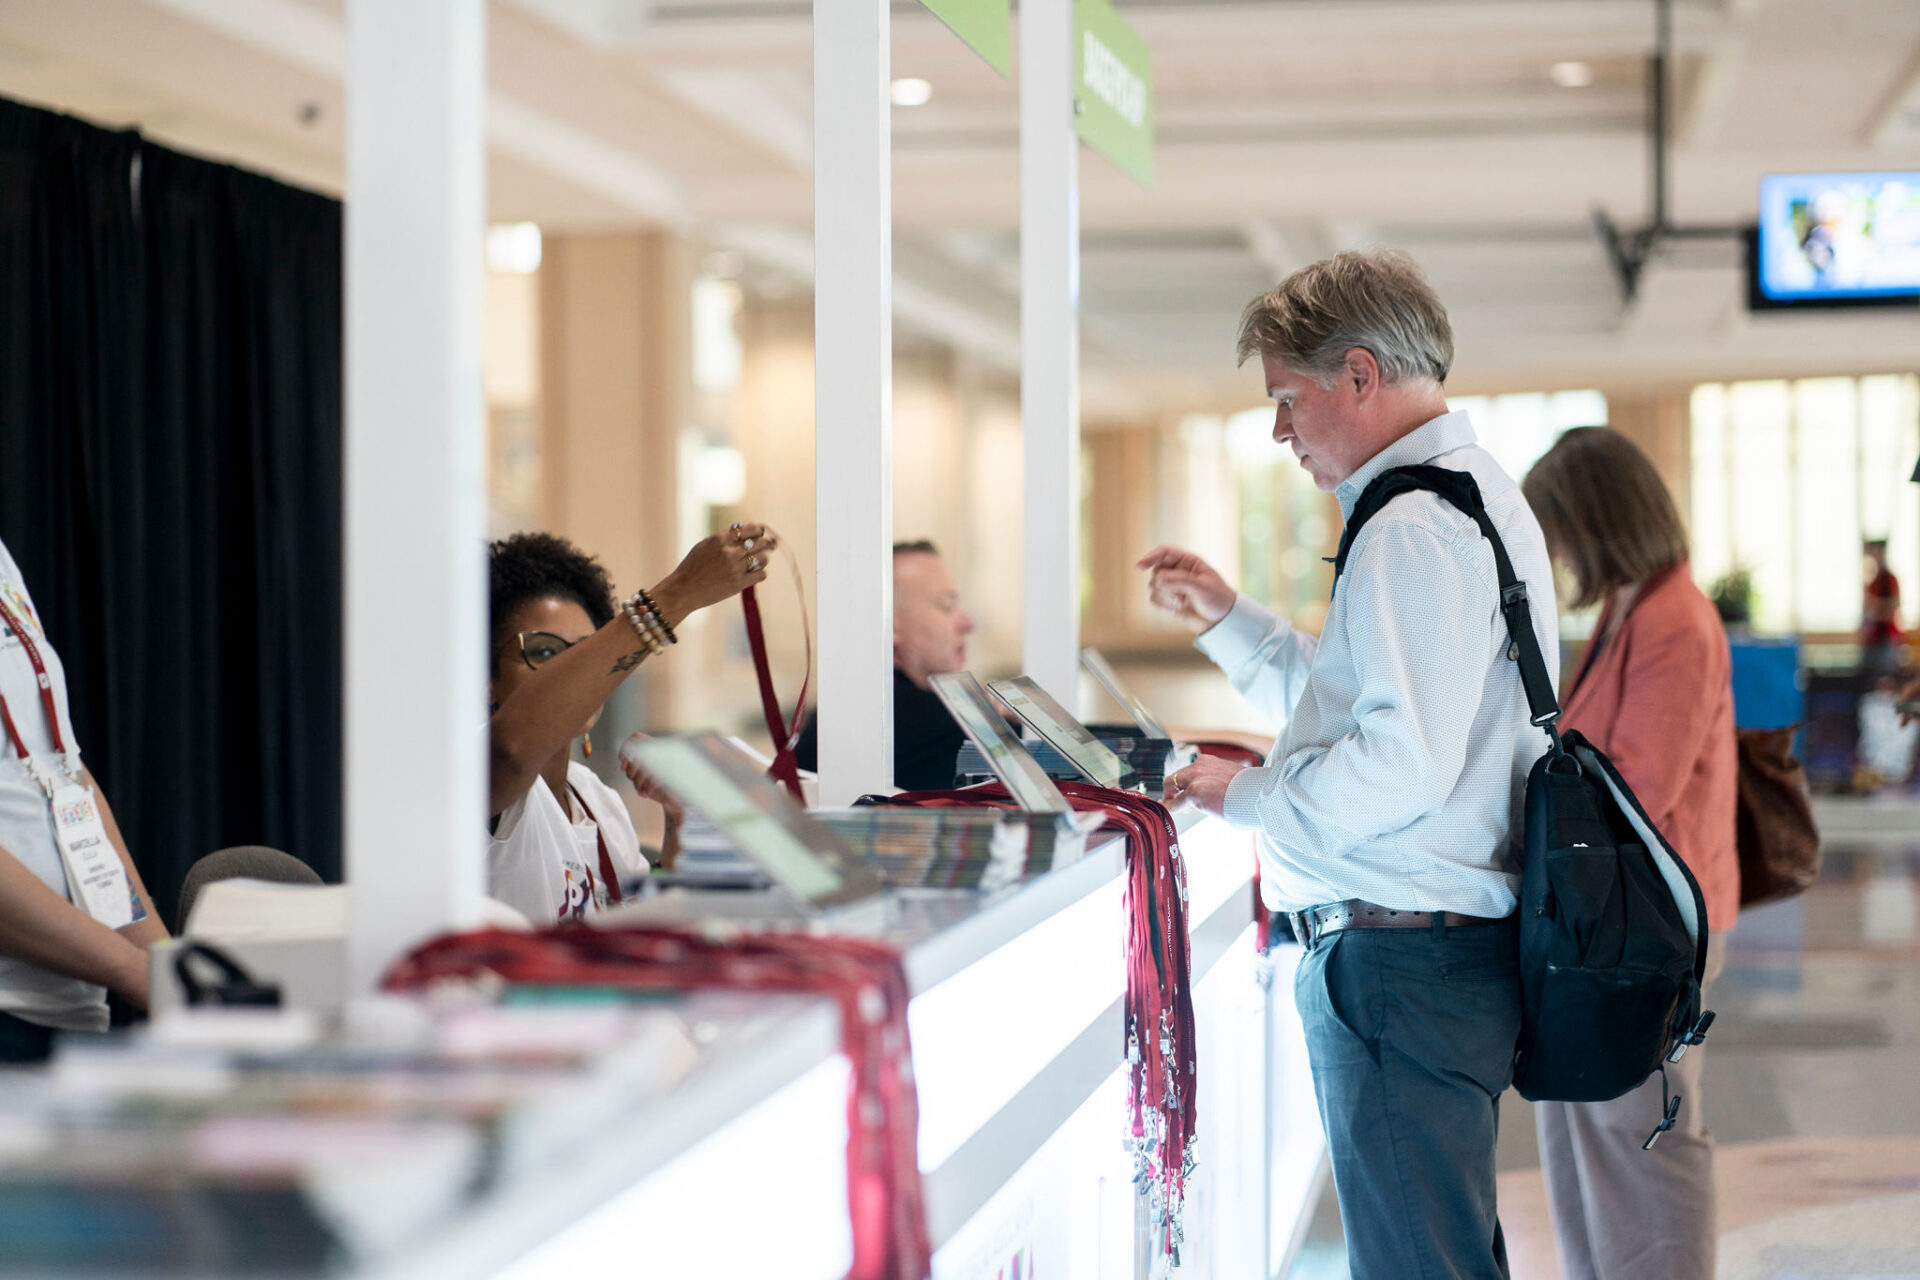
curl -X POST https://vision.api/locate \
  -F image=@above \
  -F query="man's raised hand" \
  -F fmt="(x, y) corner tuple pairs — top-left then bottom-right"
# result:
(1136, 546), (1237, 634)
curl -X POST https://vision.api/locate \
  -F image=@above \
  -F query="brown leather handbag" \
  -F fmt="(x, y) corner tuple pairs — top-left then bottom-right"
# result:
(1735, 724), (1822, 908)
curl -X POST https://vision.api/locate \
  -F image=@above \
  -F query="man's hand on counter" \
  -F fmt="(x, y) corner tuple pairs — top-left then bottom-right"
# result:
(1136, 546), (1237, 634)
(1163, 755), (1247, 818)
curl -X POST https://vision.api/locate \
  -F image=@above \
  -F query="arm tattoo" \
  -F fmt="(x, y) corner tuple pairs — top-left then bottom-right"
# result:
(610, 651), (646, 674)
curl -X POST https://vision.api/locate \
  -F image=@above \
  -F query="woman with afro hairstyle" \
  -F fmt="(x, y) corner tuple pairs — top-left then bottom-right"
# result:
(486, 524), (774, 924)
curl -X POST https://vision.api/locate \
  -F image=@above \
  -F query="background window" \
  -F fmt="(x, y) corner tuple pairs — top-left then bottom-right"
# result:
(1690, 374), (1920, 636)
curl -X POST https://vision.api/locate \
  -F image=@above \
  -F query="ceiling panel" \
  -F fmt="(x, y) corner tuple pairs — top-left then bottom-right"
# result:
(3, 0), (1918, 407)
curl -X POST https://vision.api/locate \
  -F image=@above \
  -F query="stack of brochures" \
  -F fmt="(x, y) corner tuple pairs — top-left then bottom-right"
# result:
(668, 812), (771, 888)
(814, 808), (1087, 891)
(956, 735), (1177, 795)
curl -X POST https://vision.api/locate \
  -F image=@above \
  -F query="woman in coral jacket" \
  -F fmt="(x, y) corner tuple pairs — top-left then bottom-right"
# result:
(1522, 427), (1740, 1280)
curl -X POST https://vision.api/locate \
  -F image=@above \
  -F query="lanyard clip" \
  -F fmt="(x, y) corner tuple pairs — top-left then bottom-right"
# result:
(20, 756), (57, 801)
(1643, 1093), (1683, 1149)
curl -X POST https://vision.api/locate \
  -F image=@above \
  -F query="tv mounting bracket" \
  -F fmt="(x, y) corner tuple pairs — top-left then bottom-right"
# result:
(1593, 0), (1746, 302)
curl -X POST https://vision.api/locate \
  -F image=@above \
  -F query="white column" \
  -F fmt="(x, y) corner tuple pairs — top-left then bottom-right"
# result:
(344, 0), (487, 992)
(1021, 0), (1082, 712)
(813, 0), (894, 805)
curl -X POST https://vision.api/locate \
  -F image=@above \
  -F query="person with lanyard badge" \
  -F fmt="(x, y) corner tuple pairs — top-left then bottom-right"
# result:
(487, 525), (773, 924)
(1148, 251), (1557, 1280)
(0, 538), (168, 1064)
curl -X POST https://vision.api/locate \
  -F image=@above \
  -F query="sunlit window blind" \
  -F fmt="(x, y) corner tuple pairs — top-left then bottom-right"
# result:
(1218, 390), (1606, 631)
(1444, 390), (1610, 484)
(1690, 375), (1920, 634)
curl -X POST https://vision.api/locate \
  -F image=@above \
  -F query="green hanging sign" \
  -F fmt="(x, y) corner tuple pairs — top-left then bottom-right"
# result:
(1073, 0), (1153, 186)
(921, 0), (1011, 77)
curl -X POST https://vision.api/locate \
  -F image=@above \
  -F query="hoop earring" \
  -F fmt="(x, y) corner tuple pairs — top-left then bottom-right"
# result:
(583, 732), (593, 759)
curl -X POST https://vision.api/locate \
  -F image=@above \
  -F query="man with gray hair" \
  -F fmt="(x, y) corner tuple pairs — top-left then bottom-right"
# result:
(1143, 250), (1558, 1279)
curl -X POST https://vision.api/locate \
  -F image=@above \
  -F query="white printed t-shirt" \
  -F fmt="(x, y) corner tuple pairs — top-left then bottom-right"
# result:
(488, 761), (649, 926)
(0, 537), (110, 1031)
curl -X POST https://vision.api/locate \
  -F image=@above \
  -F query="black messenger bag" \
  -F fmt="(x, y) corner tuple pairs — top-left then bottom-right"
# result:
(1335, 465), (1715, 1145)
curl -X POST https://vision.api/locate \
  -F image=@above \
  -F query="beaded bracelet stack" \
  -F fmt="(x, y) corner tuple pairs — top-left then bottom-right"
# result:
(620, 588), (678, 654)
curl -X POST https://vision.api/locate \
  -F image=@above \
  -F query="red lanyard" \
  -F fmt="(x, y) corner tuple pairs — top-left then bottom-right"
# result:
(567, 783), (625, 907)
(0, 593), (72, 780)
(385, 925), (930, 1280)
(873, 780), (1199, 1267)
(741, 549), (812, 802)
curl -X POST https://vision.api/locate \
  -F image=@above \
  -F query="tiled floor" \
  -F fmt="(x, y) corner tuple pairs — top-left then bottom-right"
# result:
(1106, 658), (1920, 1280)
(1284, 845), (1920, 1280)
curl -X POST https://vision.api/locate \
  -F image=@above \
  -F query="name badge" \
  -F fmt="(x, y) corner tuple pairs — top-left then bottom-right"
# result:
(50, 783), (132, 929)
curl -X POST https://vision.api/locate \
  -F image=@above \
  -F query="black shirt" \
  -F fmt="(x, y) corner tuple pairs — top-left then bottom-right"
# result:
(792, 668), (965, 792)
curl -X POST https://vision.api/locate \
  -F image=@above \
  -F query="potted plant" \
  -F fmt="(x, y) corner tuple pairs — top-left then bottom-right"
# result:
(1709, 565), (1754, 628)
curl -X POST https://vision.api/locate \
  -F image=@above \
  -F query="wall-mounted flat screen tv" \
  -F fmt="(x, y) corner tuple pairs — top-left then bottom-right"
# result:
(1750, 172), (1920, 309)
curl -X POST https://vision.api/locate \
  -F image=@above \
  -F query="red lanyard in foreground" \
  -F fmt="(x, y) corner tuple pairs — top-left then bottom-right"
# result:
(0, 594), (73, 790)
(874, 780), (1199, 1267)
(384, 925), (930, 1280)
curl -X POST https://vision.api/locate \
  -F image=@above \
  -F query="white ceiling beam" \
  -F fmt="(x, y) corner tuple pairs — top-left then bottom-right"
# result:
(1240, 220), (1303, 282)
(497, 0), (654, 47)
(141, 0), (689, 226)
(1119, 0), (1733, 61)
(1868, 49), (1920, 148)
(716, 223), (1024, 371)
(1324, 222), (1376, 253)
(487, 96), (689, 228)
(610, 0), (1732, 65)
(651, 67), (811, 171)
(1162, 86), (1644, 133)
(1679, 41), (1744, 147)
(143, 0), (343, 77)
(933, 231), (1021, 296)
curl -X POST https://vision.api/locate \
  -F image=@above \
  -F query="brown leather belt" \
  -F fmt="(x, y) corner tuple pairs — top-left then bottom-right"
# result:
(1286, 899), (1511, 950)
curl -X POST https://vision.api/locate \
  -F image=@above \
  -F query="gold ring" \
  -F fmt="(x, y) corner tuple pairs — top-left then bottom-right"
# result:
(747, 556), (762, 572)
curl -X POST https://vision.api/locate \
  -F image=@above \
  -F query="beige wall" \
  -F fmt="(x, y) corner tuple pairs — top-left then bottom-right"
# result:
(537, 231), (697, 731)
(1598, 385), (1694, 531)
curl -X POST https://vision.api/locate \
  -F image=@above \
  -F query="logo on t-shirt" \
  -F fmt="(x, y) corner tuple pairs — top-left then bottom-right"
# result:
(554, 856), (611, 924)
(559, 860), (596, 922)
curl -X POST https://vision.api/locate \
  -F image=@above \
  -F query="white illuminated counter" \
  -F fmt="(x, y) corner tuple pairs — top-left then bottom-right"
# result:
(2, 815), (1325, 1280)
(404, 812), (1328, 1280)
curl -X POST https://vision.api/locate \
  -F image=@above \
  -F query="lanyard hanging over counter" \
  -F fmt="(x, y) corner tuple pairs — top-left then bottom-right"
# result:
(0, 594), (132, 928)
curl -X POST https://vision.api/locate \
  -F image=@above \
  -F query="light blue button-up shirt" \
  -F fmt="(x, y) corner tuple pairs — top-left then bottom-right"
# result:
(1198, 411), (1560, 917)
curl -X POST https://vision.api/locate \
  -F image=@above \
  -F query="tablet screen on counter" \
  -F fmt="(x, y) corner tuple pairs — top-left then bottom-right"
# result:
(624, 732), (885, 909)
(928, 671), (1074, 814)
(989, 675), (1128, 790)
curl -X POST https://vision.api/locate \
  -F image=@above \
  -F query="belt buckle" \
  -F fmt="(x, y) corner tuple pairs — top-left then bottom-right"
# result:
(1288, 909), (1316, 951)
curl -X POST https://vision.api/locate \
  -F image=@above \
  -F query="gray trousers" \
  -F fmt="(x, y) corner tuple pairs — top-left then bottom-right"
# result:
(1535, 933), (1729, 1280)
(1295, 918), (1522, 1280)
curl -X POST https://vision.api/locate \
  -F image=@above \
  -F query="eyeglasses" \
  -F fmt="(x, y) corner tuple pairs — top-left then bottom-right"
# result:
(504, 631), (579, 671)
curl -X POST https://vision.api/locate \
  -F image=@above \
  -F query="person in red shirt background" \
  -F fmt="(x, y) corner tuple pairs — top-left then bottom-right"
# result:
(1862, 538), (1903, 675)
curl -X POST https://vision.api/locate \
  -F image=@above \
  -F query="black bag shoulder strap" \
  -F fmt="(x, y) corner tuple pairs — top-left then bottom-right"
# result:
(1331, 464), (1562, 732)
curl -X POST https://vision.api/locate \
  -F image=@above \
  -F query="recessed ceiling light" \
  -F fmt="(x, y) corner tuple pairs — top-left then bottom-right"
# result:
(890, 78), (933, 108)
(1551, 61), (1594, 89)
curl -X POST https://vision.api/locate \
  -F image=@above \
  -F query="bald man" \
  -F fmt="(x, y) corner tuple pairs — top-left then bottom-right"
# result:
(794, 540), (978, 791)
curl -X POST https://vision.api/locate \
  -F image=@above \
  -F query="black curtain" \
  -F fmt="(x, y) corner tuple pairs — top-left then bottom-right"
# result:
(0, 99), (342, 924)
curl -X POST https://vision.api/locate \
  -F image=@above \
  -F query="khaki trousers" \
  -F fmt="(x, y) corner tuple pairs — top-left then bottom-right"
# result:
(1535, 933), (1729, 1280)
